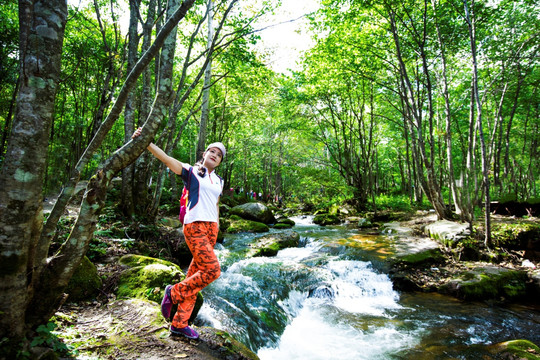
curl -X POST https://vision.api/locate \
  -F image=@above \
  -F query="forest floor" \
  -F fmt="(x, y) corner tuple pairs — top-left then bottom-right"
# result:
(50, 203), (539, 360)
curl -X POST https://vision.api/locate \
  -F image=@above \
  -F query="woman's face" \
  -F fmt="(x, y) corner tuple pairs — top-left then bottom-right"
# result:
(203, 147), (223, 170)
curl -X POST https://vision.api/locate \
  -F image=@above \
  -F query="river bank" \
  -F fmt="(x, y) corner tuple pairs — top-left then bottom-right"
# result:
(49, 201), (540, 360)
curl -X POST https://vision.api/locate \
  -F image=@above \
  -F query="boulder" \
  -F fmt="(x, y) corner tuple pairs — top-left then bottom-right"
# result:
(226, 215), (270, 233)
(230, 202), (276, 224)
(117, 255), (203, 323)
(313, 213), (340, 226)
(277, 217), (296, 226)
(66, 256), (102, 302)
(440, 264), (528, 301)
(159, 217), (181, 228)
(273, 223), (293, 229)
(248, 230), (300, 257)
(487, 339), (540, 359)
(424, 220), (470, 247)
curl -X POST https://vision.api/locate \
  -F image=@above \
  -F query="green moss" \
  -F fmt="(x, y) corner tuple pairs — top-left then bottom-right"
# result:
(119, 254), (178, 268)
(273, 223), (293, 229)
(491, 222), (540, 248)
(66, 256), (102, 302)
(117, 263), (183, 303)
(313, 214), (340, 226)
(490, 340), (540, 360)
(214, 330), (259, 360)
(457, 268), (528, 300)
(398, 249), (444, 265)
(226, 219), (269, 233)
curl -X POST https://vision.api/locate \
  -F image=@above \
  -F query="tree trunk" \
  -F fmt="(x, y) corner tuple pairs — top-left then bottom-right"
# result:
(27, 0), (198, 332)
(464, 0), (491, 247)
(196, 0), (215, 159)
(0, 0), (67, 344)
(122, 0), (141, 217)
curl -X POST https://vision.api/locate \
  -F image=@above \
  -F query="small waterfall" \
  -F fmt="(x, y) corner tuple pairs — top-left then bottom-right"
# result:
(258, 260), (411, 360)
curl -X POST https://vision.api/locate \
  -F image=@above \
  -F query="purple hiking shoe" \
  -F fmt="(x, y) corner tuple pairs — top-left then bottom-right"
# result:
(170, 325), (199, 339)
(161, 285), (173, 320)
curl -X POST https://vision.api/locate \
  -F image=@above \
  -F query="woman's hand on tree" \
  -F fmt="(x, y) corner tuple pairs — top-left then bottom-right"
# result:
(131, 127), (142, 139)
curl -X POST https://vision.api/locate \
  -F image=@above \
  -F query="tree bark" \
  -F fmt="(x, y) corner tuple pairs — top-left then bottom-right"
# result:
(196, 0), (215, 159)
(26, 0), (199, 331)
(0, 0), (67, 342)
(464, 0), (491, 247)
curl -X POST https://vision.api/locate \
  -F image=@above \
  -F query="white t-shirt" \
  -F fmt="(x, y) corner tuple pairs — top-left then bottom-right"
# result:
(181, 165), (223, 224)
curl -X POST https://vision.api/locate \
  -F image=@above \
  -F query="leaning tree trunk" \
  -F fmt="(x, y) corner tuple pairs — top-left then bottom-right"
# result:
(25, 0), (199, 331)
(0, 0), (67, 345)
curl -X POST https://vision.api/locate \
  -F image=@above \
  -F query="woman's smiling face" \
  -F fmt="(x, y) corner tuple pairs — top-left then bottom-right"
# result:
(203, 147), (223, 170)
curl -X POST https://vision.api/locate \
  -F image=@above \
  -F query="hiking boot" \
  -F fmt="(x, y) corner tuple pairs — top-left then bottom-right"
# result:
(170, 325), (199, 339)
(161, 285), (173, 320)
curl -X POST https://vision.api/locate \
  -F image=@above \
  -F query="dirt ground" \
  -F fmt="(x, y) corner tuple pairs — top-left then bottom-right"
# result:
(56, 299), (256, 360)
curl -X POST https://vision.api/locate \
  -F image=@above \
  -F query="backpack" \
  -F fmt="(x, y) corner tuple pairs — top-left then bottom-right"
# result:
(178, 167), (193, 224)
(179, 186), (189, 223)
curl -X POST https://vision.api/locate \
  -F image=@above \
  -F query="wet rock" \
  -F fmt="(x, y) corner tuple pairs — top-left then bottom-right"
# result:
(230, 202), (276, 224)
(313, 213), (340, 226)
(439, 264), (528, 301)
(66, 256), (102, 302)
(424, 220), (470, 247)
(248, 230), (300, 257)
(487, 339), (540, 359)
(380, 221), (413, 237)
(308, 284), (335, 300)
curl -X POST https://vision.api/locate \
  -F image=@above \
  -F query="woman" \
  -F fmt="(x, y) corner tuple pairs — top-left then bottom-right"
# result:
(132, 127), (225, 339)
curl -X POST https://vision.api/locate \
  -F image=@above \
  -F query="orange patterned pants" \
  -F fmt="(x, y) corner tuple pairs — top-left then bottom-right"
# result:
(171, 221), (221, 328)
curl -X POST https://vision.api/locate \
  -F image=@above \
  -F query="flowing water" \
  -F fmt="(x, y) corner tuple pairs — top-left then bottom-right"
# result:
(197, 216), (540, 359)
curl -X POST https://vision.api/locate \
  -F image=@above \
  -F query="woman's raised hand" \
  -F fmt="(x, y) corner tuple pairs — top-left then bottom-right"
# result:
(131, 127), (142, 139)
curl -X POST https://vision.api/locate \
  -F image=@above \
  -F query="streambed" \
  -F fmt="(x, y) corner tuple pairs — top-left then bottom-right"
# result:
(197, 216), (540, 359)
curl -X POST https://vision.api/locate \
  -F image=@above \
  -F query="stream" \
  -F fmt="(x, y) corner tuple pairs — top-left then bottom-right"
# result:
(196, 216), (540, 359)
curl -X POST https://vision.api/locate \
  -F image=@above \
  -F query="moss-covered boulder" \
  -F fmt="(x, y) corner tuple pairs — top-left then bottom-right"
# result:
(424, 220), (470, 247)
(226, 215), (270, 233)
(66, 256), (102, 302)
(491, 222), (540, 257)
(277, 217), (295, 226)
(313, 213), (340, 226)
(488, 339), (540, 360)
(273, 222), (293, 229)
(230, 202), (276, 224)
(159, 217), (181, 228)
(440, 264), (528, 301)
(248, 230), (300, 257)
(117, 255), (203, 323)
(394, 248), (445, 266)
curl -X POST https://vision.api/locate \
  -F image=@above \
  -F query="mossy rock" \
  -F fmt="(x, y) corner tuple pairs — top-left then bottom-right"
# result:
(248, 230), (300, 257)
(119, 254), (177, 268)
(117, 263), (183, 302)
(226, 218), (270, 233)
(488, 339), (540, 360)
(117, 255), (203, 323)
(66, 256), (102, 302)
(491, 222), (540, 251)
(395, 248), (445, 266)
(203, 328), (259, 360)
(159, 217), (181, 228)
(313, 213), (340, 226)
(441, 265), (528, 301)
(276, 217), (295, 226)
